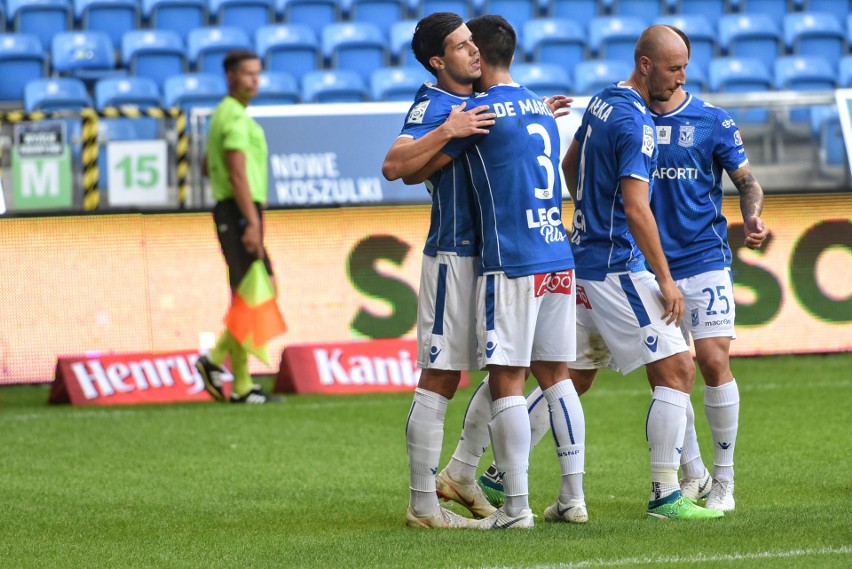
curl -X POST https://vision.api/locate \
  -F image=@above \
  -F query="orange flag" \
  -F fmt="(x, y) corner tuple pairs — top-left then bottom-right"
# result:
(224, 260), (287, 365)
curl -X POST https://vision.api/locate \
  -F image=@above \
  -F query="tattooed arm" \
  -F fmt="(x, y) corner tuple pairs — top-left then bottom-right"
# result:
(728, 164), (768, 250)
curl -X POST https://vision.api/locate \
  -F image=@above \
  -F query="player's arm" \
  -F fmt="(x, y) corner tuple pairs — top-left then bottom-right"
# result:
(381, 102), (495, 181)
(561, 139), (580, 201)
(728, 164), (768, 250)
(403, 152), (453, 184)
(622, 176), (684, 326)
(225, 149), (263, 259)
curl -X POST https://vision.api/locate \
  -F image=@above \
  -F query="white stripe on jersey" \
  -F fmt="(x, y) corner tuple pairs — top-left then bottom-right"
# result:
(464, 145), (503, 268)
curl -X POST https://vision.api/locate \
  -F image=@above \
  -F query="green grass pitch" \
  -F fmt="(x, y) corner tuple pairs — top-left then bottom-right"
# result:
(1, 354), (850, 568)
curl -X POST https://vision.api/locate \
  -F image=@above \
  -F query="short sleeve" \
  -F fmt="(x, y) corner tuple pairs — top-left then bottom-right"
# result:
(714, 109), (749, 172)
(615, 111), (656, 182)
(222, 113), (250, 152)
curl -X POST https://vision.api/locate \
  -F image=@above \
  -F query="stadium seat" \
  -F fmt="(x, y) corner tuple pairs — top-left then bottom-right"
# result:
(523, 19), (585, 78)
(255, 24), (320, 82)
(673, 0), (725, 24)
(0, 34), (47, 104)
(163, 72), (227, 109)
(301, 69), (369, 103)
(346, 0), (407, 38)
(389, 19), (418, 67)
(51, 31), (123, 85)
(24, 77), (92, 112)
(775, 55), (836, 91)
(682, 61), (708, 93)
(783, 12), (845, 69)
(511, 62), (572, 98)
(573, 59), (632, 95)
(75, 0), (140, 49)
(609, 0), (662, 20)
(143, 0), (208, 42)
(370, 66), (428, 101)
(736, 0), (789, 26)
(549, 0), (599, 30)
(708, 56), (773, 127)
(654, 15), (717, 71)
(588, 16), (645, 60)
(479, 0), (539, 30)
(254, 71), (300, 104)
(322, 22), (388, 83)
(122, 30), (187, 91)
(95, 76), (162, 140)
(840, 55), (852, 88)
(718, 14), (782, 72)
(411, 0), (475, 19)
(806, 0), (851, 23)
(209, 0), (273, 38)
(187, 26), (252, 73)
(7, 0), (73, 51)
(276, 0), (339, 38)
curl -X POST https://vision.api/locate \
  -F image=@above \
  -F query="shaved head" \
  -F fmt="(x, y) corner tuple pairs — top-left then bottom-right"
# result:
(634, 25), (689, 64)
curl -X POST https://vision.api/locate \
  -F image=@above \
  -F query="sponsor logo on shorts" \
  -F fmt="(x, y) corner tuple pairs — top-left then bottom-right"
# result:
(576, 285), (591, 309)
(644, 335), (659, 353)
(429, 346), (442, 363)
(485, 341), (498, 358)
(704, 318), (732, 327)
(534, 270), (573, 297)
(691, 308), (700, 328)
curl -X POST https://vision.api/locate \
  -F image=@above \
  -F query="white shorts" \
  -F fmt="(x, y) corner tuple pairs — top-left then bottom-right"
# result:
(417, 253), (479, 370)
(574, 271), (689, 375)
(570, 302), (617, 371)
(678, 268), (737, 341)
(476, 270), (576, 368)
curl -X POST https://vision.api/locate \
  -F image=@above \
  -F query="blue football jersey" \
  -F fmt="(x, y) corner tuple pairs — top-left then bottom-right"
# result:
(650, 93), (748, 279)
(443, 83), (573, 277)
(398, 83), (477, 257)
(570, 83), (657, 280)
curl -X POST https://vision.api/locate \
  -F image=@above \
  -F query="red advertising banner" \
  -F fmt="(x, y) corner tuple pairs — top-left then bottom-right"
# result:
(50, 350), (214, 406)
(275, 339), (469, 395)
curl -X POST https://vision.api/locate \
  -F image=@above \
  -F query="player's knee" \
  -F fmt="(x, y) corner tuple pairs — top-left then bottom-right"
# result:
(696, 351), (733, 386)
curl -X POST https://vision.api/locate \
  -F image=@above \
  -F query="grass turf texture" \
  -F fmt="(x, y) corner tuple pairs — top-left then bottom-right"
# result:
(1, 354), (850, 568)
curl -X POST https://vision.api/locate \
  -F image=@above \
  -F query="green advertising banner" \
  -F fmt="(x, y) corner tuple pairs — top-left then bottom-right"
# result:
(12, 121), (73, 210)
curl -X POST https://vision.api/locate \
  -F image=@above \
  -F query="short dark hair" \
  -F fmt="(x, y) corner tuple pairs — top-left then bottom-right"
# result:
(411, 12), (465, 75)
(467, 15), (515, 69)
(223, 49), (260, 73)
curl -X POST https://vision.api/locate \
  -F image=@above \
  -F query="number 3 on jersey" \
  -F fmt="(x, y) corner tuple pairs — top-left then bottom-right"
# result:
(528, 123), (555, 200)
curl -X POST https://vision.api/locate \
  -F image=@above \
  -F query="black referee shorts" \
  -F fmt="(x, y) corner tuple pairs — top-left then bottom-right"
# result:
(213, 199), (274, 292)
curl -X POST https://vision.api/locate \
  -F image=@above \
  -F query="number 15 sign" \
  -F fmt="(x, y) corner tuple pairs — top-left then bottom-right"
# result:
(106, 140), (169, 207)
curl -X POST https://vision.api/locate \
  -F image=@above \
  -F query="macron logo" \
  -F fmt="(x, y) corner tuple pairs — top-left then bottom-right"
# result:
(485, 341), (497, 358)
(718, 441), (733, 449)
(644, 335), (659, 353)
(429, 346), (441, 363)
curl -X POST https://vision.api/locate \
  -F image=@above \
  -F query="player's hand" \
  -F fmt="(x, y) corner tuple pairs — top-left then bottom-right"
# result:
(242, 222), (264, 259)
(544, 95), (573, 119)
(744, 215), (768, 250)
(443, 101), (496, 137)
(658, 278), (685, 327)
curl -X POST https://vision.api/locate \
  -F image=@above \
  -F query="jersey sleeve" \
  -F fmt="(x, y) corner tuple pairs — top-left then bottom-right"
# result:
(400, 95), (453, 140)
(614, 110), (656, 182)
(222, 112), (250, 152)
(713, 108), (749, 172)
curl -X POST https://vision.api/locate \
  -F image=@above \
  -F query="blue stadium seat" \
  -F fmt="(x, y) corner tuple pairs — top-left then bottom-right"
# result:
(51, 31), (123, 84)
(549, 0), (600, 30)
(682, 61), (708, 93)
(411, 0), (475, 19)
(573, 59), (632, 95)
(24, 77), (92, 112)
(95, 76), (162, 139)
(322, 22), (387, 82)
(718, 14), (782, 71)
(370, 66), (428, 101)
(143, 0), (208, 42)
(0, 34), (47, 104)
(811, 105), (847, 171)
(187, 26), (252, 73)
(122, 30), (187, 91)
(708, 56), (773, 125)
(783, 12), (845, 68)
(523, 19), (585, 78)
(7, 0), (73, 51)
(302, 69), (369, 103)
(774, 55), (836, 91)
(163, 72), (227, 109)
(346, 0), (406, 38)
(276, 0), (339, 38)
(209, 0), (273, 38)
(255, 24), (320, 82)
(840, 55), (852, 88)
(75, 0), (140, 49)
(654, 15), (717, 71)
(480, 0), (539, 30)
(588, 16), (645, 60)
(389, 19), (417, 67)
(806, 0), (851, 23)
(673, 0), (726, 24)
(254, 70), (300, 104)
(609, 0), (662, 20)
(736, 0), (789, 26)
(512, 63), (572, 97)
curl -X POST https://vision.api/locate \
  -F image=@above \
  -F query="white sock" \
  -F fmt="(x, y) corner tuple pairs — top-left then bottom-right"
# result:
(406, 387), (448, 514)
(543, 380), (585, 503)
(647, 386), (689, 503)
(680, 398), (708, 479)
(705, 379), (740, 483)
(447, 376), (493, 483)
(489, 396), (530, 516)
(527, 386), (550, 450)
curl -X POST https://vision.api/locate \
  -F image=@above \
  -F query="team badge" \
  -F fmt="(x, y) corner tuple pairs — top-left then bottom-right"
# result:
(406, 100), (430, 124)
(656, 125), (672, 145)
(678, 125), (695, 147)
(642, 125), (655, 157)
(691, 308), (700, 328)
